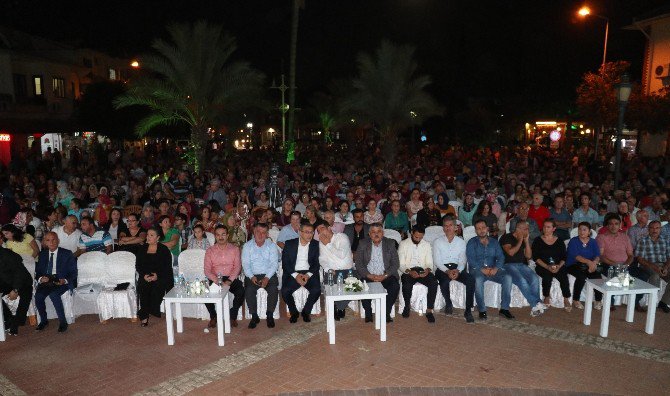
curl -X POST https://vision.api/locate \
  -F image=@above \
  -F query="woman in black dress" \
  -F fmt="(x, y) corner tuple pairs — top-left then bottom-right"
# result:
(532, 219), (571, 311)
(136, 227), (174, 326)
(116, 213), (146, 254)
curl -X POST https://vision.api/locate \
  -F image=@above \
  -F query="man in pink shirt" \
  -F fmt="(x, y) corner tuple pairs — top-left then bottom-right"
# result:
(596, 213), (634, 311)
(204, 224), (244, 328)
(528, 193), (550, 230)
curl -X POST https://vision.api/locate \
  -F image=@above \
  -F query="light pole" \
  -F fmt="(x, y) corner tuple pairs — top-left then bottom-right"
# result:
(614, 73), (632, 190)
(270, 75), (289, 147)
(578, 6), (609, 67)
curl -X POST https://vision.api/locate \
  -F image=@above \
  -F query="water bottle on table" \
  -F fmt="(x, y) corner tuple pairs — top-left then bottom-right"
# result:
(337, 272), (343, 291)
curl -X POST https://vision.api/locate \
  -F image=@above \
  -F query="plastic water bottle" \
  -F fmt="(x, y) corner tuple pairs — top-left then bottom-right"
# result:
(337, 273), (343, 291)
(348, 269), (354, 279)
(327, 270), (334, 286)
(607, 266), (615, 280)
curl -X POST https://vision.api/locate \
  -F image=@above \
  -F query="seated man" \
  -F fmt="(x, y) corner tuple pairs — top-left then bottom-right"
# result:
(242, 223), (280, 329)
(317, 220), (354, 321)
(203, 225), (244, 328)
(398, 225), (437, 323)
(509, 202), (540, 244)
(276, 211), (301, 249)
(0, 246), (33, 336)
(500, 220), (545, 317)
(35, 232), (77, 333)
(54, 215), (82, 253)
(466, 219), (514, 320)
(76, 217), (113, 256)
(355, 223), (400, 323)
(635, 221), (670, 313)
(596, 213), (634, 310)
(281, 221), (321, 323)
(344, 209), (370, 253)
(432, 215), (475, 323)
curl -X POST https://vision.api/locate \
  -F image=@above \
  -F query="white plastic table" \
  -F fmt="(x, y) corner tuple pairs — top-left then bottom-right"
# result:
(163, 285), (230, 346)
(584, 278), (659, 337)
(324, 282), (387, 344)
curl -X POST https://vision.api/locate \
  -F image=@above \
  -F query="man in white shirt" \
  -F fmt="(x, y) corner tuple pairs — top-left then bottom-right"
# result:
(54, 215), (82, 253)
(398, 225), (437, 322)
(432, 215), (475, 323)
(316, 221), (353, 320)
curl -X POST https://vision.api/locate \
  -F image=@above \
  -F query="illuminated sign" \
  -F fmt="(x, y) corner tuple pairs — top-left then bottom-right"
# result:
(0, 134), (10, 142)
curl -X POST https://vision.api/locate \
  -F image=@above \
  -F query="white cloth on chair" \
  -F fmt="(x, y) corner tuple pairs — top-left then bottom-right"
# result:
(397, 284), (445, 315)
(73, 251), (107, 316)
(244, 288), (280, 319)
(423, 226), (444, 244)
(284, 287), (322, 315)
(383, 229), (402, 245)
(97, 251), (138, 321)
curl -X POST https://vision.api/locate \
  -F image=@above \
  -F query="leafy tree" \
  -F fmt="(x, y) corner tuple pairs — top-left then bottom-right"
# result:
(576, 61), (630, 129)
(114, 21), (265, 172)
(341, 41), (442, 162)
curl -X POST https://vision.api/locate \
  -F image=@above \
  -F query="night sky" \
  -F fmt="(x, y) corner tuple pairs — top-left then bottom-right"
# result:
(1, 0), (666, 120)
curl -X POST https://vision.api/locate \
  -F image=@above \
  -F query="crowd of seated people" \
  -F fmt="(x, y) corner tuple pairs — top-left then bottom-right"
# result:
(1, 141), (670, 336)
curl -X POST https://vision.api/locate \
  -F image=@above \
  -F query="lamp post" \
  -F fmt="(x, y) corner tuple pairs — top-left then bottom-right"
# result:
(577, 6), (609, 67)
(614, 73), (632, 190)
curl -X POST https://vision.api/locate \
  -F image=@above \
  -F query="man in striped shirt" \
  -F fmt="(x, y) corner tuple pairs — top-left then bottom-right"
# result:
(76, 217), (112, 256)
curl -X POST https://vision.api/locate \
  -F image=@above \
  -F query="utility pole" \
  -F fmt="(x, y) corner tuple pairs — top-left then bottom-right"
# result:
(287, 0), (302, 144)
(270, 75), (289, 147)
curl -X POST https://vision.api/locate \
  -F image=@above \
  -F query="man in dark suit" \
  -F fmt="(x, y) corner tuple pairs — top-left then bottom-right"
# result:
(343, 209), (370, 253)
(34, 232), (77, 333)
(281, 221), (321, 323)
(0, 246), (33, 336)
(355, 223), (400, 323)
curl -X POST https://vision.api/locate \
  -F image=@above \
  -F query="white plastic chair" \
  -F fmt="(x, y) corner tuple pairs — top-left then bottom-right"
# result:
(397, 284), (445, 315)
(462, 226), (476, 242)
(205, 232), (215, 246)
(383, 229), (402, 245)
(423, 226), (444, 243)
(284, 287), (322, 316)
(97, 251), (138, 321)
(73, 251), (107, 317)
(268, 227), (280, 243)
(448, 200), (462, 211)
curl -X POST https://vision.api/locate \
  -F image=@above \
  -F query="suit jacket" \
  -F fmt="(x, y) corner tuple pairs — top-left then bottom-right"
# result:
(35, 247), (78, 290)
(282, 238), (321, 282)
(343, 223), (370, 249)
(354, 238), (400, 280)
(0, 247), (33, 290)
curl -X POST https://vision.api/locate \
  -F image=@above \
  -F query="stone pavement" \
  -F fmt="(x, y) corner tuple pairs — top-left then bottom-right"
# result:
(1, 304), (669, 396)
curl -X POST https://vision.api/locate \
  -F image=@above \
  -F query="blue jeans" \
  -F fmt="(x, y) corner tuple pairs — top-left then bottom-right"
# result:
(505, 263), (541, 307)
(473, 268), (512, 312)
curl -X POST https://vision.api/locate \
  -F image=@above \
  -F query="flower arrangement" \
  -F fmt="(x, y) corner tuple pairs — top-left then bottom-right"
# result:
(343, 276), (363, 292)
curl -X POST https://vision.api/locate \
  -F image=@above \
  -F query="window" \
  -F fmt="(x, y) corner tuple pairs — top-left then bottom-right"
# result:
(52, 77), (65, 98)
(13, 74), (27, 99)
(33, 76), (43, 96)
(108, 68), (116, 80)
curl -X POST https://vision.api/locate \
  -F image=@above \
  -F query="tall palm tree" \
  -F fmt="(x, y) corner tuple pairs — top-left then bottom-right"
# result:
(341, 41), (442, 162)
(114, 21), (265, 172)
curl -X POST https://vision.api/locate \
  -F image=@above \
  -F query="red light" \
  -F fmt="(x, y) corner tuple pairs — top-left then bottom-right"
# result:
(0, 134), (11, 142)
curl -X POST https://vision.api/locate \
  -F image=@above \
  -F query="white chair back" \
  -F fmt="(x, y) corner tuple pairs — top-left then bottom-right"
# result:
(463, 226), (476, 242)
(20, 254), (36, 277)
(77, 251), (108, 285)
(383, 229), (402, 245)
(661, 221), (668, 227)
(449, 200), (462, 211)
(268, 227), (280, 243)
(105, 251), (137, 286)
(423, 226), (444, 243)
(569, 227), (597, 239)
(205, 232), (215, 246)
(178, 249), (207, 279)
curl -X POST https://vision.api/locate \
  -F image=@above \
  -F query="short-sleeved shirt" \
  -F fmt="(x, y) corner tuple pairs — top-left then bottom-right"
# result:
(572, 207), (599, 226)
(549, 208), (572, 231)
(635, 235), (670, 265)
(78, 228), (113, 252)
(499, 233), (528, 265)
(566, 237), (600, 267)
(4, 234), (35, 256)
(161, 227), (181, 257)
(596, 231), (632, 265)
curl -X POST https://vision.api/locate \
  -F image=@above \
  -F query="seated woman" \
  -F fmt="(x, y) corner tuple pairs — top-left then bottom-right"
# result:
(384, 199), (410, 235)
(1, 224), (40, 258)
(566, 222), (603, 310)
(472, 200), (498, 237)
(416, 198), (442, 228)
(532, 219), (571, 311)
(158, 215), (181, 267)
(136, 227), (174, 327)
(364, 199), (383, 224)
(104, 208), (129, 246)
(116, 213), (147, 253)
(187, 224), (211, 250)
(334, 200), (353, 225)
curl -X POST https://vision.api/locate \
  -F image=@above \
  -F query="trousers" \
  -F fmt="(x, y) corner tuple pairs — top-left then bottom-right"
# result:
(435, 269), (475, 311)
(205, 278), (245, 320)
(400, 272), (438, 309)
(244, 275), (279, 316)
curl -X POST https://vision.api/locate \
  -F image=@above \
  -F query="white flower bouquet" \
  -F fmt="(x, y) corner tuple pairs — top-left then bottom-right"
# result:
(343, 276), (363, 292)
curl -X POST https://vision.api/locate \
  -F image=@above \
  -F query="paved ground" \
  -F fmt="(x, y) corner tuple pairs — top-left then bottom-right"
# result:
(1, 303), (669, 396)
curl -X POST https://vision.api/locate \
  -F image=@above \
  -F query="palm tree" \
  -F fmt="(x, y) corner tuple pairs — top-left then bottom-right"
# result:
(341, 41), (442, 162)
(114, 21), (265, 172)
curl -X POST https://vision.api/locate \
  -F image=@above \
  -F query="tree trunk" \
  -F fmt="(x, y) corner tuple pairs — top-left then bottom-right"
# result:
(381, 127), (397, 164)
(190, 125), (207, 173)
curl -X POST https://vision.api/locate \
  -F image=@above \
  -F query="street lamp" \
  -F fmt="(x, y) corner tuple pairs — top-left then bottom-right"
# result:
(614, 73), (632, 190)
(577, 6), (609, 67)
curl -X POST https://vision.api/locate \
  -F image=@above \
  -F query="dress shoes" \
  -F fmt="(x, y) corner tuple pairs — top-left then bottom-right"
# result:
(266, 317), (275, 328)
(464, 311), (475, 323)
(478, 311), (487, 320)
(499, 309), (515, 319)
(248, 315), (260, 329)
(289, 312), (299, 323)
(364, 309), (373, 323)
(426, 312), (435, 323)
(36, 321), (49, 331)
(301, 312), (311, 323)
(635, 304), (647, 313)
(385, 315), (393, 323)
(58, 323), (68, 333)
(659, 302), (670, 313)
(402, 307), (410, 318)
(444, 306), (454, 315)
(207, 319), (217, 328)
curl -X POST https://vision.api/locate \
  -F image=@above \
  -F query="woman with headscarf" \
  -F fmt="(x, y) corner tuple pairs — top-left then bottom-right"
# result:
(436, 193), (456, 217)
(54, 181), (73, 209)
(457, 192), (478, 227)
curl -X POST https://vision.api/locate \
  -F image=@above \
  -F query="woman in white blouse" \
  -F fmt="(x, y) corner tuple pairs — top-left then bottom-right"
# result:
(364, 199), (383, 224)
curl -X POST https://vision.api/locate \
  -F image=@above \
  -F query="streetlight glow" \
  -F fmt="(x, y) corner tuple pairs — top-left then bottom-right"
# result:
(578, 6), (591, 17)
(130, 60), (140, 68)
(246, 122), (253, 129)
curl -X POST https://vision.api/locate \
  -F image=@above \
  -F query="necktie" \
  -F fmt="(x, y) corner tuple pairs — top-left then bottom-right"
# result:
(48, 253), (54, 275)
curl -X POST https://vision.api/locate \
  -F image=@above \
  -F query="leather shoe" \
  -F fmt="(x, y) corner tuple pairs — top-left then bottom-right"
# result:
(402, 307), (410, 318)
(231, 319), (238, 328)
(266, 317), (275, 328)
(479, 311), (487, 320)
(426, 312), (435, 323)
(289, 312), (299, 323)
(499, 309), (515, 319)
(58, 323), (68, 333)
(36, 321), (49, 331)
(659, 302), (670, 313)
(248, 315), (260, 329)
(444, 306), (454, 315)
(464, 311), (475, 323)
(338, 309), (345, 319)
(301, 312), (311, 323)
(207, 319), (217, 328)
(386, 315), (393, 323)
(8, 328), (18, 336)
(364, 309), (373, 323)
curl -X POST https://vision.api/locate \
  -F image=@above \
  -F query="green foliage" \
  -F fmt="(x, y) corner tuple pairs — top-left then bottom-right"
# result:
(576, 61), (630, 128)
(341, 41), (442, 161)
(114, 20), (265, 170)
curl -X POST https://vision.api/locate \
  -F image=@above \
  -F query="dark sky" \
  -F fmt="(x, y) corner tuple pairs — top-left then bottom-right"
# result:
(1, 0), (666, 119)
